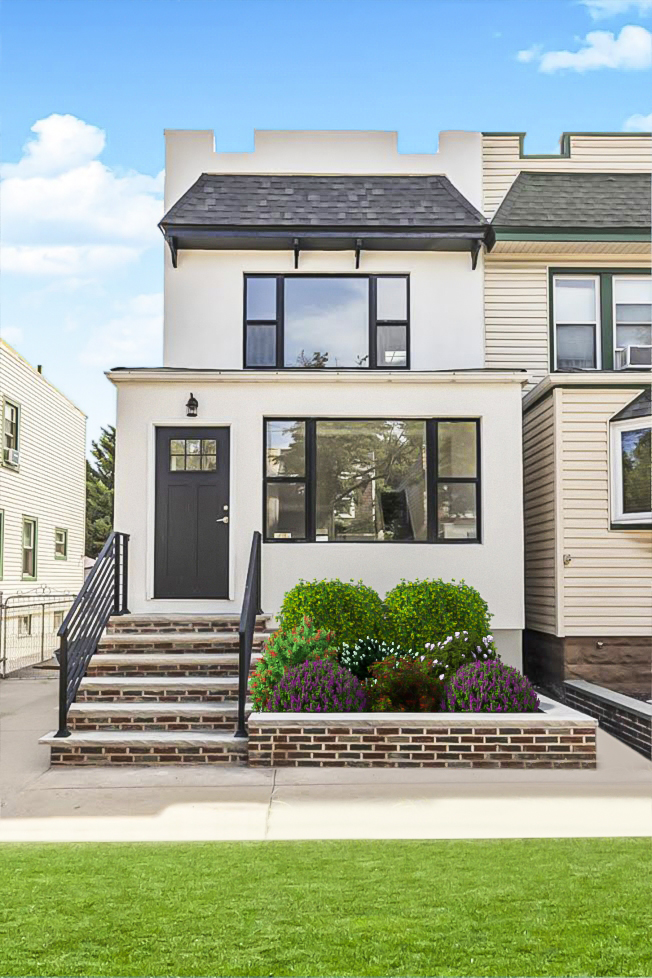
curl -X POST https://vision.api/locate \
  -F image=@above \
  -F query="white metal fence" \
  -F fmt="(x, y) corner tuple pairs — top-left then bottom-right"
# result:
(0, 590), (75, 677)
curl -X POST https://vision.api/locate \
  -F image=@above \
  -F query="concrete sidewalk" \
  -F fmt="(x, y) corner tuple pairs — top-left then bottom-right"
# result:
(1, 672), (650, 842)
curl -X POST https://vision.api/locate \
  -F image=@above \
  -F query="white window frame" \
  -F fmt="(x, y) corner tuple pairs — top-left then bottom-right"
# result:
(553, 274), (601, 371)
(612, 274), (652, 367)
(610, 416), (652, 525)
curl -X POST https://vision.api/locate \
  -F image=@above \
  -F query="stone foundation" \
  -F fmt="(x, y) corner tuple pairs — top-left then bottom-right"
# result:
(248, 696), (597, 769)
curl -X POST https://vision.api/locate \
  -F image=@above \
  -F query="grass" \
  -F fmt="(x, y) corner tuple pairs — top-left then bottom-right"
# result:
(0, 839), (650, 977)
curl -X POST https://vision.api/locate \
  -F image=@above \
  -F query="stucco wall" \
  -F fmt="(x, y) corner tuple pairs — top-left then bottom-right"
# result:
(163, 249), (485, 372)
(112, 372), (526, 661)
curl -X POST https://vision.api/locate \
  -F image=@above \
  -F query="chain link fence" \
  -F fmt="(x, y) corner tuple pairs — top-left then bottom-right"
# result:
(0, 590), (75, 677)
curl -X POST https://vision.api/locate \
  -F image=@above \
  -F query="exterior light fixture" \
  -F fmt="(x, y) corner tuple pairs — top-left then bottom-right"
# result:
(186, 393), (198, 418)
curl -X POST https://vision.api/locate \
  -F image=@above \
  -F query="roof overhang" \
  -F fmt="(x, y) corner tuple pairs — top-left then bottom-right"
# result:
(523, 371), (652, 412)
(493, 229), (650, 242)
(159, 224), (495, 268)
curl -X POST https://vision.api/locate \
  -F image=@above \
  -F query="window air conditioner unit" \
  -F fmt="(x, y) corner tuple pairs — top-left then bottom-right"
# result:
(625, 345), (652, 369)
(4, 447), (20, 466)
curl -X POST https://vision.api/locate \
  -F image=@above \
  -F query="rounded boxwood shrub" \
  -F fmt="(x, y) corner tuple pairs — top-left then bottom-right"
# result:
(339, 637), (406, 681)
(384, 578), (492, 653)
(368, 654), (444, 712)
(440, 660), (540, 713)
(249, 618), (338, 711)
(278, 579), (384, 647)
(267, 659), (368, 712)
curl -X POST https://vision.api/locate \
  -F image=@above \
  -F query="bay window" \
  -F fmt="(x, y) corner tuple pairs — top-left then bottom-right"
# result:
(264, 418), (480, 543)
(245, 275), (409, 369)
(610, 418), (652, 525)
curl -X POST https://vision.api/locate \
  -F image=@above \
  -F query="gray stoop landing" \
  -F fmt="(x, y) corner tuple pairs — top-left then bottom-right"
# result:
(41, 613), (268, 765)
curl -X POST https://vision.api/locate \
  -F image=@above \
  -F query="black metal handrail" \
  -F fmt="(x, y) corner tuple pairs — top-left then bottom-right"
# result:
(235, 530), (262, 738)
(55, 532), (130, 737)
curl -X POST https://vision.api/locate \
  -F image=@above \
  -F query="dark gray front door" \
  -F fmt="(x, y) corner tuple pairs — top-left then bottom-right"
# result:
(154, 427), (230, 598)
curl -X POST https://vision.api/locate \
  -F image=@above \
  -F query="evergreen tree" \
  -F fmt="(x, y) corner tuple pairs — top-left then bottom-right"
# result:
(86, 425), (115, 557)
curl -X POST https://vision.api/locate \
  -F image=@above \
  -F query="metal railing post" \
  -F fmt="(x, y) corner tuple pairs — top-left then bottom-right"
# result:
(255, 535), (262, 615)
(55, 634), (70, 737)
(121, 534), (130, 614)
(235, 631), (248, 738)
(113, 535), (121, 615)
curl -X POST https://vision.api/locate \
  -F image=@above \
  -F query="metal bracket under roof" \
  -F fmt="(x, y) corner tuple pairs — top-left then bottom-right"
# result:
(167, 235), (178, 268)
(354, 239), (362, 269)
(293, 238), (300, 269)
(470, 240), (481, 271)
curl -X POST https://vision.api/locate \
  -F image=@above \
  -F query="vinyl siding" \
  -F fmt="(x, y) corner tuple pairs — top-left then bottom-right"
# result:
(0, 342), (86, 596)
(484, 256), (651, 389)
(559, 386), (652, 637)
(523, 391), (558, 634)
(483, 133), (652, 216)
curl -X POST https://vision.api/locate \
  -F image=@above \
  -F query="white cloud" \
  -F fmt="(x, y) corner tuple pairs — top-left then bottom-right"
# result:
(581, 0), (652, 19)
(623, 110), (652, 128)
(518, 25), (652, 72)
(1, 326), (24, 346)
(1, 114), (163, 278)
(79, 293), (163, 367)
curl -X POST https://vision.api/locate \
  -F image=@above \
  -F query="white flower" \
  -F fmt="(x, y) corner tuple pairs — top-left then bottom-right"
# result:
(455, 632), (460, 638)
(439, 674), (445, 680)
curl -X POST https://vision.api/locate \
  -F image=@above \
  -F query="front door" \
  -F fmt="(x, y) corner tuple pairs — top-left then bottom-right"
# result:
(154, 427), (230, 598)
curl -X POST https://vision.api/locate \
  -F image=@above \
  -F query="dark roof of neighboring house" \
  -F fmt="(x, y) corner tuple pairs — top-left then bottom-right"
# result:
(492, 171), (651, 230)
(611, 388), (652, 422)
(160, 173), (488, 230)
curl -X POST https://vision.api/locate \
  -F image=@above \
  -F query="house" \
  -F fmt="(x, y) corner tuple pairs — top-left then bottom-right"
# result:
(0, 340), (86, 674)
(482, 132), (651, 699)
(109, 129), (529, 667)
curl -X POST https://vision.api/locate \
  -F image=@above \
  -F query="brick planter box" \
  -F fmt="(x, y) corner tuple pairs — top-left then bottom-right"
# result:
(248, 695), (597, 768)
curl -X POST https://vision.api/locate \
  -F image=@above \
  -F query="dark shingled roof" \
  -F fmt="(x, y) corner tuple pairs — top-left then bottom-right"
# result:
(493, 171), (651, 230)
(160, 173), (488, 229)
(611, 389), (652, 422)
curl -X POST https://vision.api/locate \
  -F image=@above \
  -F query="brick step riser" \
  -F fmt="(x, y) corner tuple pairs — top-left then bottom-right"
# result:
(69, 717), (240, 732)
(77, 689), (241, 703)
(106, 621), (269, 635)
(97, 643), (266, 654)
(50, 746), (246, 766)
(87, 663), (244, 678)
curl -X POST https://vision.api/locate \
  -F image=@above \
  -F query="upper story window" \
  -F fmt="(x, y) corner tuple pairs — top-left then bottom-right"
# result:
(551, 271), (651, 372)
(553, 276), (600, 370)
(245, 275), (409, 370)
(3, 398), (20, 467)
(614, 277), (652, 369)
(264, 417), (480, 543)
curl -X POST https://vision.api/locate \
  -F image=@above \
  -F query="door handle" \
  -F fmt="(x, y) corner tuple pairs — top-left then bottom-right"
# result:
(215, 516), (229, 524)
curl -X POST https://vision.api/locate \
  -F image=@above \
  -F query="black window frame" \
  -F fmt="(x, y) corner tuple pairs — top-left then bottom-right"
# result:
(263, 417), (481, 544)
(244, 274), (410, 370)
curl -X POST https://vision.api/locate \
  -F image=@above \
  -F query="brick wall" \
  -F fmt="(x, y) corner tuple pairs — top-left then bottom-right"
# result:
(248, 705), (597, 769)
(551, 680), (651, 760)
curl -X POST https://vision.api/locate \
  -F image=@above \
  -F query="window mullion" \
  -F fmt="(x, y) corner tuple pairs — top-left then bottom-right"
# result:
(276, 276), (284, 368)
(369, 277), (377, 369)
(305, 420), (316, 541)
(601, 272), (613, 370)
(426, 420), (437, 542)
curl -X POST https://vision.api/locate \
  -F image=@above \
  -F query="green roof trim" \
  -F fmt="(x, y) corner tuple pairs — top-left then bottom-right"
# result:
(495, 230), (650, 242)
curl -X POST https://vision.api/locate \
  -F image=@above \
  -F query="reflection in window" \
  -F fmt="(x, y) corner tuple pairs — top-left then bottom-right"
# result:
(169, 439), (217, 471)
(316, 420), (427, 541)
(614, 277), (652, 367)
(622, 427), (651, 515)
(285, 278), (369, 368)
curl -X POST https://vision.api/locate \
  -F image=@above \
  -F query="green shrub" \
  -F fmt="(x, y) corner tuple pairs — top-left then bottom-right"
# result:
(367, 654), (444, 712)
(278, 579), (384, 647)
(249, 618), (338, 711)
(425, 631), (498, 681)
(339, 637), (406, 681)
(384, 579), (492, 653)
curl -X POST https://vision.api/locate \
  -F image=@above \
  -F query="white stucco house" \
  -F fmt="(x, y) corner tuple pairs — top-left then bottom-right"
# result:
(109, 129), (529, 667)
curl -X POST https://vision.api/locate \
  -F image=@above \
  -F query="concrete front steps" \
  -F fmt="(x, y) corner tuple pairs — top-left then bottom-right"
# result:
(40, 614), (271, 765)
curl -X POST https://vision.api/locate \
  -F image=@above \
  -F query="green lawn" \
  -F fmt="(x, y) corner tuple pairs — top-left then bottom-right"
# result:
(0, 839), (650, 977)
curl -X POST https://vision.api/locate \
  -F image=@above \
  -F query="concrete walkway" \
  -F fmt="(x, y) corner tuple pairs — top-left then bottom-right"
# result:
(1, 672), (650, 842)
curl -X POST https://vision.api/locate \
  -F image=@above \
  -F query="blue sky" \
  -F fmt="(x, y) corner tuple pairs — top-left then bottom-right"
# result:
(2, 0), (650, 447)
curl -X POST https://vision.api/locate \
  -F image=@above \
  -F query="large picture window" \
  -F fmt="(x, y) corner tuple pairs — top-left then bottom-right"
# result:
(264, 418), (480, 543)
(245, 275), (409, 370)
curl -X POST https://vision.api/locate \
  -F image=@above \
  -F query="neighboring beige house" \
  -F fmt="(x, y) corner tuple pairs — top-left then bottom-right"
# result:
(482, 132), (651, 698)
(0, 340), (86, 673)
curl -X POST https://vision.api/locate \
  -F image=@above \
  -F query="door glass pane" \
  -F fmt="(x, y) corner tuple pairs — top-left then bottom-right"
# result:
(266, 421), (305, 477)
(555, 279), (597, 323)
(201, 455), (217, 471)
(202, 440), (216, 454)
(266, 483), (306, 539)
(170, 455), (186, 471)
(246, 277), (277, 320)
(377, 325), (407, 367)
(438, 422), (477, 478)
(377, 277), (407, 321)
(556, 324), (596, 369)
(284, 278), (369, 368)
(170, 439), (185, 455)
(315, 420), (427, 541)
(438, 483), (477, 540)
(621, 427), (651, 514)
(186, 455), (200, 471)
(246, 323), (276, 367)
(186, 440), (200, 455)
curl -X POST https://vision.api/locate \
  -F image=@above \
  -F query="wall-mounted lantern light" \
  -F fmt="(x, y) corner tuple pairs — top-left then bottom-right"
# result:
(186, 393), (198, 418)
